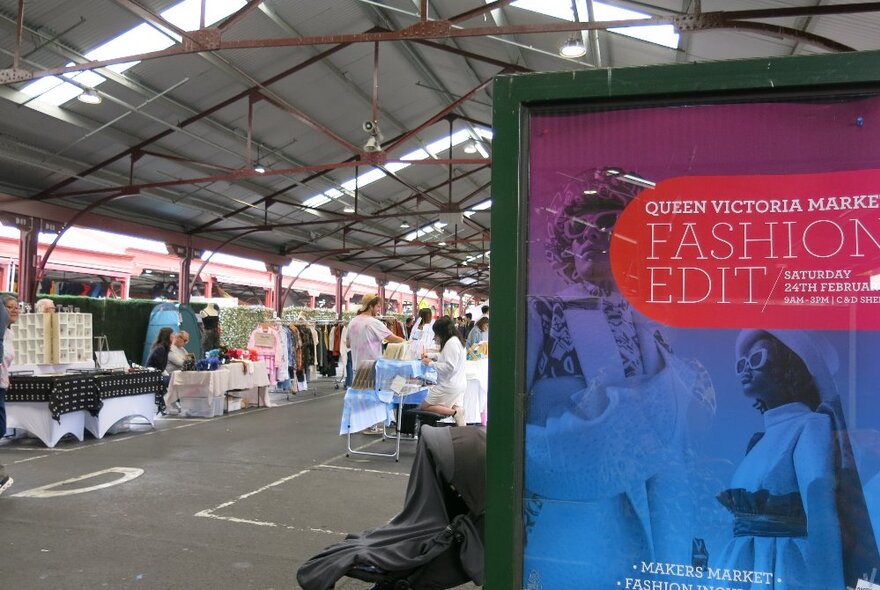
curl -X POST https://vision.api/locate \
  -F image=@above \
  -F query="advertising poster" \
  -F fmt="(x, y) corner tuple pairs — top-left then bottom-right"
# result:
(523, 96), (880, 590)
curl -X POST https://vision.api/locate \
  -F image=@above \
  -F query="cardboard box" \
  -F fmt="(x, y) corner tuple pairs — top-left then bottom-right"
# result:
(226, 396), (242, 413)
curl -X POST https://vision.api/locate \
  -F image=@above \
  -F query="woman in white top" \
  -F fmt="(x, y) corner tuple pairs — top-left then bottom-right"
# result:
(420, 316), (467, 426)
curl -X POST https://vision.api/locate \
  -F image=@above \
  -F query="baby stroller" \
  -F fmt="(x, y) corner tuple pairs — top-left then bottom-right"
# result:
(297, 425), (486, 590)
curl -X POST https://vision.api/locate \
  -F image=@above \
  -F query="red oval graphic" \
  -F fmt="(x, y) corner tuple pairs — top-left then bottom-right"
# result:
(610, 169), (880, 330)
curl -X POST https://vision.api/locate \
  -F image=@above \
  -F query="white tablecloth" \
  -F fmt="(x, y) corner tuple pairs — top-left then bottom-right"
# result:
(83, 393), (157, 439)
(222, 361), (271, 407)
(224, 361), (271, 390)
(10, 361), (96, 375)
(5, 403), (86, 448)
(166, 370), (228, 404)
(165, 361), (270, 407)
(339, 387), (429, 435)
(340, 359), (432, 435)
(463, 359), (488, 425)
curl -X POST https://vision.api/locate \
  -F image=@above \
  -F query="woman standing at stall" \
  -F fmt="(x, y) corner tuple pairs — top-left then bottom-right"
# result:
(420, 316), (467, 427)
(0, 294), (21, 495)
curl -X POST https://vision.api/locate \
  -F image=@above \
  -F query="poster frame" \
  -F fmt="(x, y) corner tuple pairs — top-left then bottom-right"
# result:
(487, 49), (880, 590)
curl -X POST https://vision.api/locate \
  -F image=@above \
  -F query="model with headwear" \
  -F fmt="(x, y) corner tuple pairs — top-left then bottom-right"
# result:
(523, 168), (716, 588)
(716, 329), (879, 590)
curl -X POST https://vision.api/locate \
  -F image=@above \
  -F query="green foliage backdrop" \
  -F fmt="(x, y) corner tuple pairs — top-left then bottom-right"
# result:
(1, 294), (412, 359)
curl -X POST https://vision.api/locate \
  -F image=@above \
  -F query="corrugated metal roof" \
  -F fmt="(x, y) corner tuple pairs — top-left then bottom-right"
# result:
(0, 0), (878, 294)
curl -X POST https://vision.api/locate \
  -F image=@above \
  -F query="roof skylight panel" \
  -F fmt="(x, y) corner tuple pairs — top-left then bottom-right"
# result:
(20, 1), (245, 106)
(510, 0), (679, 50)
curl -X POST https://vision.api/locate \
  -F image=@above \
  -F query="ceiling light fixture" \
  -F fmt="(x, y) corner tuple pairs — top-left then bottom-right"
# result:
(400, 221), (411, 229)
(253, 145), (266, 173)
(343, 206), (355, 213)
(463, 139), (478, 154)
(438, 241), (447, 246)
(77, 88), (102, 104)
(559, 35), (587, 58)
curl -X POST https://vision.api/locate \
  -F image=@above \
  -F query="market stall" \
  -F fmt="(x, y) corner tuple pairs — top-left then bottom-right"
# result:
(5, 370), (163, 446)
(165, 360), (270, 417)
(340, 358), (430, 461)
(86, 371), (165, 438)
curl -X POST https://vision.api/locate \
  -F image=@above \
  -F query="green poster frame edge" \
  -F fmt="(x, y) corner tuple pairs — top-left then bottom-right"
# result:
(487, 49), (880, 590)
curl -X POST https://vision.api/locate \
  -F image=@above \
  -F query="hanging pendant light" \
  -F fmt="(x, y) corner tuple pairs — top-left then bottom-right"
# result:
(559, 35), (587, 58)
(77, 88), (102, 104)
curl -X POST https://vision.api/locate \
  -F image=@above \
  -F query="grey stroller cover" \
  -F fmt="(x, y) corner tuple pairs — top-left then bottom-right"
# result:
(296, 426), (486, 590)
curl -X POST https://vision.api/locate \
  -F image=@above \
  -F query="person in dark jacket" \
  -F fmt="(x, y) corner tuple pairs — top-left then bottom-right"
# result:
(146, 327), (173, 374)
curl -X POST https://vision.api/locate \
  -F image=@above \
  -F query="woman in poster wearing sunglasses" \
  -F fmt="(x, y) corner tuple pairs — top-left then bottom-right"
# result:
(523, 168), (716, 589)
(716, 329), (878, 590)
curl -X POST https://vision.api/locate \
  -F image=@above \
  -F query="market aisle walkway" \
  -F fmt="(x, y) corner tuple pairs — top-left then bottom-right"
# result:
(0, 377), (479, 589)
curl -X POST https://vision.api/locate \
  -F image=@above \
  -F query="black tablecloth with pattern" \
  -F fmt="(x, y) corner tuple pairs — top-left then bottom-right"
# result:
(8, 371), (166, 421)
(94, 371), (165, 414)
(7, 374), (100, 422)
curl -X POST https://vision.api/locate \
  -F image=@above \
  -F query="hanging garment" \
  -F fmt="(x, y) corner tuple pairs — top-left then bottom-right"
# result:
(247, 325), (283, 386)
(275, 325), (291, 387)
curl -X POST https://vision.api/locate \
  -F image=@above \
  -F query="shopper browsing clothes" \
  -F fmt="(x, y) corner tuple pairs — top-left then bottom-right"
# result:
(346, 294), (405, 434)
(0, 294), (21, 496)
(716, 329), (879, 590)
(522, 168), (716, 589)
(419, 316), (467, 427)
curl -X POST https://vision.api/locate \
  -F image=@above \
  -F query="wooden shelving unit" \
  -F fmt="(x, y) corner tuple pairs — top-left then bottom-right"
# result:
(11, 312), (93, 365)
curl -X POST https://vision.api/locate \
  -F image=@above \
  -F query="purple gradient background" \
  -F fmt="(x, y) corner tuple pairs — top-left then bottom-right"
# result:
(522, 96), (880, 555)
(527, 96), (880, 297)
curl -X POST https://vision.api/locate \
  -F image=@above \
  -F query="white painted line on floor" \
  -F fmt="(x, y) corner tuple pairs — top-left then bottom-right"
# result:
(13, 454), (49, 463)
(196, 510), (348, 536)
(13, 467), (144, 498)
(195, 467), (313, 520)
(194, 459), (403, 535)
(0, 446), (67, 452)
(318, 464), (409, 477)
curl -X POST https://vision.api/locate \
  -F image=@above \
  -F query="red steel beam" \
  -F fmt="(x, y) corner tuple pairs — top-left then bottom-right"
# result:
(137, 149), (237, 173)
(258, 90), (363, 154)
(13, 3), (879, 82)
(13, 0), (24, 70)
(281, 165), (489, 253)
(384, 78), (493, 154)
(32, 41), (353, 200)
(216, 0), (263, 33)
(412, 38), (530, 73)
(47, 156), (489, 200)
(448, 0), (516, 24)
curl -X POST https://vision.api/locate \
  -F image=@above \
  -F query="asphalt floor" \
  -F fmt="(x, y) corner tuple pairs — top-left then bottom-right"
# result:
(0, 377), (480, 589)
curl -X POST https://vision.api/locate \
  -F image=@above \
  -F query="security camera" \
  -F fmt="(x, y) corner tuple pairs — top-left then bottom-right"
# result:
(363, 136), (382, 152)
(363, 120), (377, 133)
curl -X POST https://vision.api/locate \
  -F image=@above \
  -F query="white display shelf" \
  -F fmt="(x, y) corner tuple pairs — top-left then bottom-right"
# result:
(10, 312), (93, 366)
